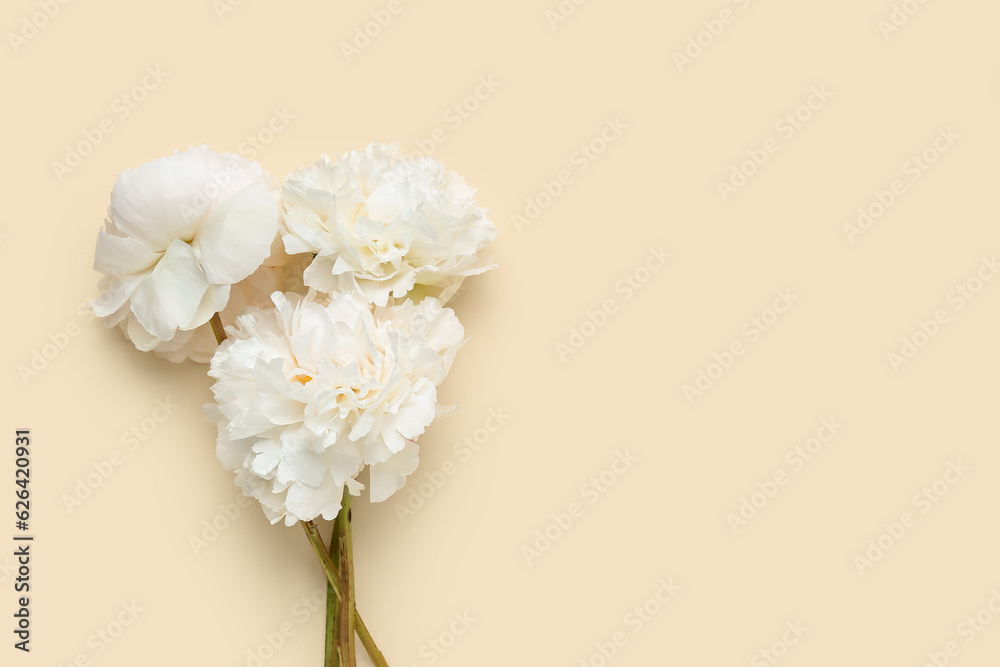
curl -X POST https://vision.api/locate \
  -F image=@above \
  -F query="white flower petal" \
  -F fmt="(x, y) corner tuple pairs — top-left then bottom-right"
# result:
(91, 147), (282, 362)
(109, 157), (205, 251)
(281, 142), (497, 303)
(369, 440), (419, 503)
(205, 291), (463, 524)
(94, 229), (161, 276)
(186, 284), (231, 331)
(91, 272), (148, 319)
(192, 183), (279, 285)
(130, 239), (210, 341)
(124, 313), (161, 352)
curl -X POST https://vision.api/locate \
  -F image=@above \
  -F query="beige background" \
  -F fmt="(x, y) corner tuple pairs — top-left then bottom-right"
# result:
(2, 0), (999, 665)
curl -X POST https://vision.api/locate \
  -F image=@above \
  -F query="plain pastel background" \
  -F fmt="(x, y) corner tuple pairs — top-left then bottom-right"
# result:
(2, 0), (999, 665)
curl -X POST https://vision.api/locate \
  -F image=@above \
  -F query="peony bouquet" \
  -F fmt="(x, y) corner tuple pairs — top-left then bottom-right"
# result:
(90, 143), (496, 665)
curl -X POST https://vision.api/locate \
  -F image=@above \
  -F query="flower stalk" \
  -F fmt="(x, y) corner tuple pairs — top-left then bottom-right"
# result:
(355, 613), (388, 666)
(216, 313), (386, 665)
(302, 514), (389, 667)
(210, 312), (227, 345)
(336, 490), (357, 666)
(300, 521), (342, 603)
(93, 142), (496, 667)
(326, 525), (341, 666)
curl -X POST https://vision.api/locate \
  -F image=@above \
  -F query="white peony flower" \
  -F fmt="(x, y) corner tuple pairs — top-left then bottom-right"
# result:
(131, 264), (283, 363)
(280, 142), (497, 307)
(207, 290), (465, 526)
(91, 146), (281, 360)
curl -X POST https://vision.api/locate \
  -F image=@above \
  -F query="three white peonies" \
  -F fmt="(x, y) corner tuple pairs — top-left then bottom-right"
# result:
(92, 143), (496, 523)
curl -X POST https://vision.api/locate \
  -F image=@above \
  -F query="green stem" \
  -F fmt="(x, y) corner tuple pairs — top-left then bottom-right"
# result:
(215, 319), (386, 663)
(337, 490), (357, 666)
(327, 512), (343, 666)
(355, 613), (389, 667)
(308, 513), (389, 666)
(300, 521), (342, 603)
(210, 312), (227, 345)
